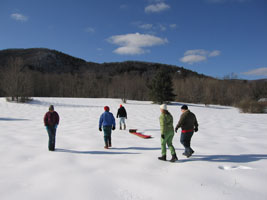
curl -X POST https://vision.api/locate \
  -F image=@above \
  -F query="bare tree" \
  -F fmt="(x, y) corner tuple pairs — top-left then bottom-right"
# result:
(2, 57), (33, 102)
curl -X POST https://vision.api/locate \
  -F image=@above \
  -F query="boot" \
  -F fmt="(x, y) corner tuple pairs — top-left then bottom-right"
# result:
(158, 155), (167, 161)
(183, 148), (192, 158)
(108, 140), (112, 148)
(123, 124), (126, 130)
(120, 125), (122, 130)
(189, 147), (194, 155)
(104, 141), (109, 149)
(170, 154), (178, 162)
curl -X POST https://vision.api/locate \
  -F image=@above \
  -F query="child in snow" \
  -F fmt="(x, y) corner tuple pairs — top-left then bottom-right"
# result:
(99, 106), (116, 149)
(158, 104), (178, 162)
(44, 105), (60, 151)
(175, 105), (198, 158)
(116, 104), (127, 130)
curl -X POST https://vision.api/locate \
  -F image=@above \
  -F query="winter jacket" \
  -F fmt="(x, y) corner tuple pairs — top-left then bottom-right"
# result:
(99, 111), (116, 128)
(44, 111), (60, 126)
(175, 110), (198, 132)
(160, 111), (174, 135)
(116, 107), (127, 118)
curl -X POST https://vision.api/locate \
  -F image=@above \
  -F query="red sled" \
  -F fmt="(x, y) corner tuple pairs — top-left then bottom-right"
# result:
(129, 129), (152, 139)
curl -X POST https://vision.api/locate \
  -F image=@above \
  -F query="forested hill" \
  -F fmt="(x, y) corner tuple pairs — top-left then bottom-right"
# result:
(0, 48), (266, 108)
(0, 48), (206, 78)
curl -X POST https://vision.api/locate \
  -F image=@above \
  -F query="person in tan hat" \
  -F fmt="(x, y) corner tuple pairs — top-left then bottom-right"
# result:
(158, 104), (178, 162)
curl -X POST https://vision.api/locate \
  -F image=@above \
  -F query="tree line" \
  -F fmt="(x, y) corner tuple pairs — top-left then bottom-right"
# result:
(0, 57), (267, 110)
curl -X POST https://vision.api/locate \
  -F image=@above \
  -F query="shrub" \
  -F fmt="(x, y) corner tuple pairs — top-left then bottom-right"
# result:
(6, 97), (33, 103)
(238, 99), (266, 113)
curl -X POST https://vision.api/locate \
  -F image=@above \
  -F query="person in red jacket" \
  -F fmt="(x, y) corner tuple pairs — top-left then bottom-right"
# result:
(44, 105), (60, 151)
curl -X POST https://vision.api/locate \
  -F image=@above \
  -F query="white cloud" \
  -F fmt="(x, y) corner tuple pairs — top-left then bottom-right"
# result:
(10, 13), (28, 22)
(209, 50), (221, 57)
(242, 67), (267, 76)
(145, 2), (170, 13)
(180, 49), (221, 64)
(136, 22), (174, 32)
(180, 55), (207, 64)
(108, 33), (168, 55)
(159, 24), (166, 31)
(184, 49), (209, 56)
(169, 24), (177, 29)
(139, 23), (154, 30)
(85, 27), (95, 33)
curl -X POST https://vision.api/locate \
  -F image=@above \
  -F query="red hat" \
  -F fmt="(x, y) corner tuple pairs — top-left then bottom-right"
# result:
(120, 104), (122, 108)
(104, 106), (110, 111)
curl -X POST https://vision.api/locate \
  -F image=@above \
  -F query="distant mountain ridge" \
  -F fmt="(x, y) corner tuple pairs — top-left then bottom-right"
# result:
(0, 48), (206, 78)
(0, 48), (266, 107)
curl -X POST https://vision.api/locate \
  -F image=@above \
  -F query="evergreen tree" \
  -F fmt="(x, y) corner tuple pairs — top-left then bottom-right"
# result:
(149, 69), (176, 104)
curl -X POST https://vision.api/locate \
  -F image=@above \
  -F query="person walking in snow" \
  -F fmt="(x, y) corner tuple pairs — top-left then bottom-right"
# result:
(99, 106), (116, 149)
(158, 104), (178, 162)
(44, 105), (60, 151)
(175, 105), (198, 158)
(116, 104), (127, 130)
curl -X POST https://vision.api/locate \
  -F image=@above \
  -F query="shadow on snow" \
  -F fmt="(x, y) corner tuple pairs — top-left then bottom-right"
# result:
(0, 117), (29, 121)
(179, 154), (267, 163)
(111, 146), (161, 151)
(169, 102), (231, 110)
(55, 148), (140, 155)
(29, 99), (102, 109)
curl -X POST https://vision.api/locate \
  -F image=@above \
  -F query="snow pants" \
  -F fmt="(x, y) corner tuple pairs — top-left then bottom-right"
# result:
(161, 131), (176, 156)
(46, 126), (57, 151)
(103, 126), (112, 146)
(180, 131), (194, 153)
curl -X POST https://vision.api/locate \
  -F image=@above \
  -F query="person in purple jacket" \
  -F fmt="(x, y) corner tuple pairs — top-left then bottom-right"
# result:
(99, 106), (116, 149)
(44, 105), (60, 151)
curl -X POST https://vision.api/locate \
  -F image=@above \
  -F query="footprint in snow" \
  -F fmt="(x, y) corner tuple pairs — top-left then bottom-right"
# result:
(218, 165), (253, 170)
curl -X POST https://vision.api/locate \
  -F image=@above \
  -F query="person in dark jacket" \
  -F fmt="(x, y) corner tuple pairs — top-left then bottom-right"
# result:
(44, 105), (60, 151)
(99, 106), (116, 149)
(116, 104), (127, 130)
(175, 105), (198, 157)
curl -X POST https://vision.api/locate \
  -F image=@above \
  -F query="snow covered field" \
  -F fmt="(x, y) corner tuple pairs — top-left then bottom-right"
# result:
(0, 97), (267, 200)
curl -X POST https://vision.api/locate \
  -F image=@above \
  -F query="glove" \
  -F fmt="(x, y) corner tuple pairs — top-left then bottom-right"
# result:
(45, 126), (49, 131)
(194, 127), (198, 132)
(161, 134), (165, 139)
(55, 124), (58, 129)
(112, 126), (115, 130)
(99, 127), (102, 132)
(175, 127), (178, 133)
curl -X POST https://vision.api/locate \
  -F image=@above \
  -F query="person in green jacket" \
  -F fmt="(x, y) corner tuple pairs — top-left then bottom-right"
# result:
(175, 105), (198, 158)
(158, 104), (178, 162)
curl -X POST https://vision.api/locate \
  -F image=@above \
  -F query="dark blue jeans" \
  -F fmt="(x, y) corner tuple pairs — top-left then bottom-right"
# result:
(180, 131), (194, 153)
(46, 126), (57, 151)
(103, 126), (112, 146)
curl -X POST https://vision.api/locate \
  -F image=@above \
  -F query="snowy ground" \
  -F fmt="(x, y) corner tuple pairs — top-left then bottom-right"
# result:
(0, 97), (267, 200)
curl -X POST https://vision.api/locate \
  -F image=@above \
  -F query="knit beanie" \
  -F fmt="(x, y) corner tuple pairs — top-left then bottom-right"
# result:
(181, 105), (188, 110)
(104, 106), (110, 111)
(160, 104), (167, 110)
(49, 105), (54, 111)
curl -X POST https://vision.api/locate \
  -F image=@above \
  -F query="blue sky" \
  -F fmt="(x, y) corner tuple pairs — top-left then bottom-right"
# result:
(0, 0), (267, 79)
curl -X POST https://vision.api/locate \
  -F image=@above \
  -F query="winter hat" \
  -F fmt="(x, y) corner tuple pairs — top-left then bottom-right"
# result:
(160, 104), (167, 110)
(104, 106), (110, 111)
(120, 104), (123, 108)
(49, 105), (54, 111)
(181, 105), (188, 110)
